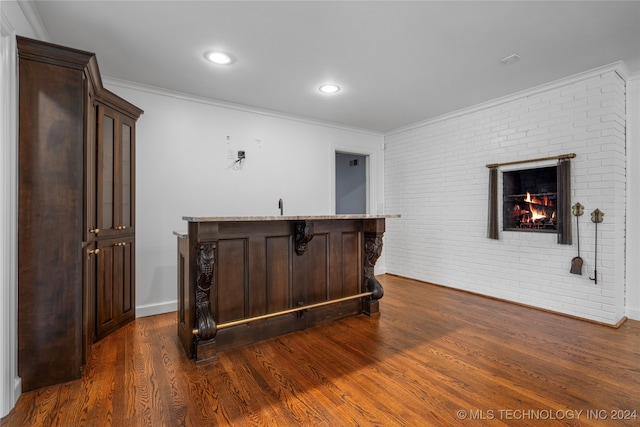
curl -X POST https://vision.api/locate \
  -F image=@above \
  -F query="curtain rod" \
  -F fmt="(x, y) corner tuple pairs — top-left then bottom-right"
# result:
(486, 153), (576, 169)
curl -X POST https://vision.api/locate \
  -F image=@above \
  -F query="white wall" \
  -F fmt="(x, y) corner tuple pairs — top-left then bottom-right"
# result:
(626, 74), (640, 320)
(103, 80), (384, 317)
(384, 65), (629, 325)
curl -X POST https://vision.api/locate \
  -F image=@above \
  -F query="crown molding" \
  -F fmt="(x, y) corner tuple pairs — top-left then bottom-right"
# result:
(102, 76), (383, 138)
(386, 61), (629, 137)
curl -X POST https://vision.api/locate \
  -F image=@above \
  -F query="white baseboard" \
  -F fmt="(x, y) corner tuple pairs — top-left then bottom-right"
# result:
(626, 307), (640, 321)
(136, 300), (177, 318)
(12, 376), (21, 406)
(1, 375), (20, 419)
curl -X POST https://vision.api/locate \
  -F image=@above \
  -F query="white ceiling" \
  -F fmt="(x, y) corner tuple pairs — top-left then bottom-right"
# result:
(31, 1), (640, 134)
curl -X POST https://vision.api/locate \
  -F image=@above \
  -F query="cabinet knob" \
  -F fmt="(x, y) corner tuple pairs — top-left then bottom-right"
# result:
(89, 228), (100, 234)
(88, 249), (100, 255)
(115, 242), (126, 247)
(115, 225), (127, 230)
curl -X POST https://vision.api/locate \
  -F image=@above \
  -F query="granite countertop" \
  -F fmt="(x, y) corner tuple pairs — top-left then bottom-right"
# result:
(182, 214), (400, 222)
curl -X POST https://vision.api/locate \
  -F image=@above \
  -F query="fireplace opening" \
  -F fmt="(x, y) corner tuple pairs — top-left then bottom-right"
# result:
(503, 166), (557, 232)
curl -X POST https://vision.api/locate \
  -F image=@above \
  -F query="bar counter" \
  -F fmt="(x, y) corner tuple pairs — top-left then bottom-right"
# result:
(175, 214), (398, 361)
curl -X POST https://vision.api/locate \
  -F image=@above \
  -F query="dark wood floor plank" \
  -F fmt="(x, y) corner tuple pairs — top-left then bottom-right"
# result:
(2, 274), (639, 426)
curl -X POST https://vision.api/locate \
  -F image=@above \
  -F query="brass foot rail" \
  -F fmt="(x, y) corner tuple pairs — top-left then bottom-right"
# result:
(193, 291), (373, 334)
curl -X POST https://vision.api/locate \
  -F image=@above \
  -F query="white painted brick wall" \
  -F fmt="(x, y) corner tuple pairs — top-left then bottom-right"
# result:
(384, 68), (627, 325)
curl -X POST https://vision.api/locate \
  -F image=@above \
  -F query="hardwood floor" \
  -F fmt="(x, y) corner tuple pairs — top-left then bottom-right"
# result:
(2, 275), (639, 426)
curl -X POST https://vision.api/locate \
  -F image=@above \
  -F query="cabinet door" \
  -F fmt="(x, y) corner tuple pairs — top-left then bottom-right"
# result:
(83, 242), (98, 362)
(96, 236), (135, 339)
(97, 105), (135, 239)
(120, 115), (135, 233)
(84, 81), (98, 242)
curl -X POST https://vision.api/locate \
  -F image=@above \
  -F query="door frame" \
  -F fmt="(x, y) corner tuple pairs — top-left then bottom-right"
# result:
(331, 143), (382, 215)
(335, 152), (368, 215)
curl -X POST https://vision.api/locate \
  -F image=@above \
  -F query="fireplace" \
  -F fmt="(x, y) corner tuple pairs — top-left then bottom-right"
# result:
(503, 166), (557, 232)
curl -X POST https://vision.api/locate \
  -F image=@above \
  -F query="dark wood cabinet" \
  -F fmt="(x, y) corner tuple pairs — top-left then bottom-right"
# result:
(17, 36), (142, 391)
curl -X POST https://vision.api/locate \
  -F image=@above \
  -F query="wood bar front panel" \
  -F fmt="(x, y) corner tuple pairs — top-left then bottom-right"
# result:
(305, 234), (329, 304)
(266, 236), (292, 313)
(178, 218), (386, 359)
(341, 231), (360, 297)
(217, 239), (247, 323)
(177, 235), (193, 356)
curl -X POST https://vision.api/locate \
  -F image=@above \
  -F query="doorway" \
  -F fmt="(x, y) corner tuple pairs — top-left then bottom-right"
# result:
(335, 152), (367, 214)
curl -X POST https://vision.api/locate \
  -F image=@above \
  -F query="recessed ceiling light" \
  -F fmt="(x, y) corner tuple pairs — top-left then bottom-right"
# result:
(500, 53), (522, 65)
(206, 51), (233, 65)
(319, 84), (340, 94)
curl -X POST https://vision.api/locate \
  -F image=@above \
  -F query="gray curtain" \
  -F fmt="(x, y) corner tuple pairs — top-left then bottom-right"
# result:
(557, 159), (572, 245)
(487, 167), (499, 240)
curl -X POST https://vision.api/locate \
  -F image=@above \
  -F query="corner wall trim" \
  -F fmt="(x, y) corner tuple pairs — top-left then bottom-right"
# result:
(0, 24), (20, 419)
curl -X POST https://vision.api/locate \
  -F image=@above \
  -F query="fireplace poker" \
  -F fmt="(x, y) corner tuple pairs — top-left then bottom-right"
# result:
(589, 209), (604, 285)
(570, 202), (584, 275)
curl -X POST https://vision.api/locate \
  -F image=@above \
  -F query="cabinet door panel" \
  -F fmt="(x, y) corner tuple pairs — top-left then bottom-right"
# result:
(96, 241), (116, 336)
(96, 237), (135, 339)
(97, 106), (118, 238)
(83, 242), (97, 364)
(121, 239), (135, 319)
(121, 121), (133, 230)
(84, 80), (97, 242)
(96, 106), (135, 237)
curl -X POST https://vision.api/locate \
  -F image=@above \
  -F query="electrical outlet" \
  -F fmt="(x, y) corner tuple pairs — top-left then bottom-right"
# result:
(238, 150), (245, 160)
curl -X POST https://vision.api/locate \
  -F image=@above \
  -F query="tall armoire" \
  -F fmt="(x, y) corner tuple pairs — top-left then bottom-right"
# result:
(17, 36), (143, 391)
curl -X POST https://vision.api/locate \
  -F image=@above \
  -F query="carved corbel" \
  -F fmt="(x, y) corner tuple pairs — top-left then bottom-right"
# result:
(364, 233), (384, 300)
(194, 243), (217, 343)
(294, 221), (314, 255)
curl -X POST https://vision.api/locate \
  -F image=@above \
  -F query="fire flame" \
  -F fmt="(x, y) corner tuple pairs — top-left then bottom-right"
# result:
(515, 192), (555, 224)
(528, 204), (548, 222)
(524, 192), (553, 206)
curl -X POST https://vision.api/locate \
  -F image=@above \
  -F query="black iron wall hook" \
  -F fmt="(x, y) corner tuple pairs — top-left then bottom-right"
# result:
(589, 209), (604, 284)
